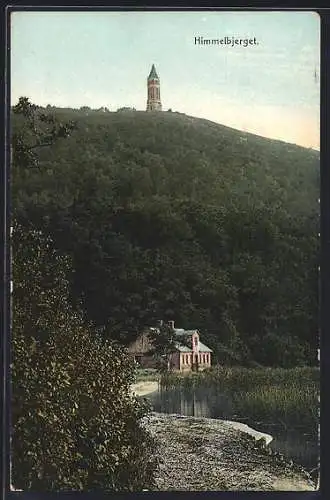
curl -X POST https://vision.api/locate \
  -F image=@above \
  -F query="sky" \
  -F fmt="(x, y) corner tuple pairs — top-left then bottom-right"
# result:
(11, 10), (320, 149)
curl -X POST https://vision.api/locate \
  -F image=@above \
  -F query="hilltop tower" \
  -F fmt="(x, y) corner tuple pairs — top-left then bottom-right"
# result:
(146, 64), (162, 112)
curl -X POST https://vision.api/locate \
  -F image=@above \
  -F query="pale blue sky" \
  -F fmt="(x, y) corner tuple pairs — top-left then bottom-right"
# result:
(11, 10), (320, 148)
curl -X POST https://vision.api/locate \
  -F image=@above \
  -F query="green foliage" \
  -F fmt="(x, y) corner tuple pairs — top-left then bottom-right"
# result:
(12, 220), (73, 342)
(12, 97), (76, 170)
(11, 100), (157, 491)
(249, 333), (308, 368)
(147, 323), (181, 371)
(11, 102), (319, 367)
(11, 222), (157, 491)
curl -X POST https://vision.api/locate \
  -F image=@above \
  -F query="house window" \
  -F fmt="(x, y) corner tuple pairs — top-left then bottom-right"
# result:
(186, 354), (189, 364)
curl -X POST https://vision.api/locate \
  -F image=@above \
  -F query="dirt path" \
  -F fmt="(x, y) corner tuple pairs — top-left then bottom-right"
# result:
(131, 380), (159, 396)
(141, 412), (316, 492)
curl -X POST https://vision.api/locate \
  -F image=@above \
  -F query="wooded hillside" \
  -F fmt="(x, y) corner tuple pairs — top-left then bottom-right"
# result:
(12, 106), (319, 367)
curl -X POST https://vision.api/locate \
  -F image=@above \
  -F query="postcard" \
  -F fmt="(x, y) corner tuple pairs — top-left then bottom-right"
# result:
(8, 8), (320, 493)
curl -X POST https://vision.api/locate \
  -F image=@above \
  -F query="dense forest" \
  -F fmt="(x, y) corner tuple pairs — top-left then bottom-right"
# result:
(12, 102), (319, 367)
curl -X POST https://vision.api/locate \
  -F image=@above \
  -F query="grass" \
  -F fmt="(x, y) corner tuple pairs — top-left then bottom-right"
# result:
(135, 368), (161, 383)
(160, 366), (319, 428)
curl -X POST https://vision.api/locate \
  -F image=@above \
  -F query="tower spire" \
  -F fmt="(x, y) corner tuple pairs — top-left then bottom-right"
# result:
(146, 64), (162, 112)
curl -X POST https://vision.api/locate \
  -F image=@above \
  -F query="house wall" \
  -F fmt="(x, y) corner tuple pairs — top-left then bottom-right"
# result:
(169, 352), (180, 370)
(192, 332), (199, 353)
(180, 352), (192, 372)
(127, 331), (157, 368)
(169, 351), (211, 372)
(198, 352), (212, 370)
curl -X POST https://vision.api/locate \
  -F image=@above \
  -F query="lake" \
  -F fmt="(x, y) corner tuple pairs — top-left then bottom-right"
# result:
(148, 384), (319, 480)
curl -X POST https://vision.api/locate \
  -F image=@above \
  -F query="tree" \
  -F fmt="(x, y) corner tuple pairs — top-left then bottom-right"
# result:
(11, 98), (157, 491)
(11, 101), (319, 367)
(249, 332), (307, 368)
(147, 322), (179, 371)
(11, 222), (157, 491)
(12, 97), (76, 170)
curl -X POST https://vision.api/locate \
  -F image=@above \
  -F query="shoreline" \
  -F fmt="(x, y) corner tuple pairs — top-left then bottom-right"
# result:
(132, 380), (273, 445)
(131, 383), (316, 491)
(141, 412), (316, 491)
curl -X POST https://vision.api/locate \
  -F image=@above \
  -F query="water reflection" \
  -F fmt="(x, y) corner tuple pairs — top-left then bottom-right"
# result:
(150, 386), (234, 419)
(148, 386), (318, 477)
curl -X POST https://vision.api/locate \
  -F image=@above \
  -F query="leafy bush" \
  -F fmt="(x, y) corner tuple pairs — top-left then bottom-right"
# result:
(11, 222), (157, 491)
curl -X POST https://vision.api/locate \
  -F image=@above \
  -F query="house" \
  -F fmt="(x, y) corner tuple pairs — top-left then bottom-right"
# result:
(127, 320), (212, 372)
(169, 322), (212, 372)
(127, 330), (157, 368)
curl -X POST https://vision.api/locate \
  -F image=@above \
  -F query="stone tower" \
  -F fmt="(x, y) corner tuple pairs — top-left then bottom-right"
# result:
(146, 64), (162, 111)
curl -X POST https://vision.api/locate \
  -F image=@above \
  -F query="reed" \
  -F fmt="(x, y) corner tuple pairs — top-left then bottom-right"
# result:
(160, 366), (319, 428)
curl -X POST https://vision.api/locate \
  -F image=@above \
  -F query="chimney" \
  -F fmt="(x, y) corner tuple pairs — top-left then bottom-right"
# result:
(168, 320), (175, 330)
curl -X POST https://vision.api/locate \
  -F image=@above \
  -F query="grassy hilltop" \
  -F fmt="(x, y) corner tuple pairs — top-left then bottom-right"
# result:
(12, 107), (319, 367)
